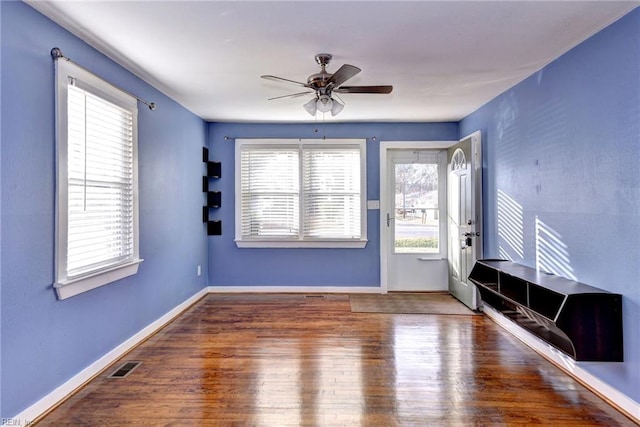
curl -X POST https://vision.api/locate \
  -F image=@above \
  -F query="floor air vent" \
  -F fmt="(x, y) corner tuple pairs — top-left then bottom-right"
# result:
(108, 361), (142, 378)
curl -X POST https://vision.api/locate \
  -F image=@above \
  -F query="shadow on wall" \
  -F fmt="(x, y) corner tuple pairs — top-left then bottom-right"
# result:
(497, 189), (524, 262)
(535, 216), (578, 281)
(496, 189), (577, 281)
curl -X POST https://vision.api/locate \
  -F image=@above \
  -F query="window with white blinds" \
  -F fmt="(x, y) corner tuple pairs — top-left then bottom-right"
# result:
(303, 148), (361, 239)
(66, 84), (135, 277)
(240, 148), (300, 237)
(54, 59), (142, 300)
(236, 139), (367, 248)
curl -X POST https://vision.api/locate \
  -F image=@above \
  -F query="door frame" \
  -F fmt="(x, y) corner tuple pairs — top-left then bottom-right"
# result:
(379, 140), (458, 293)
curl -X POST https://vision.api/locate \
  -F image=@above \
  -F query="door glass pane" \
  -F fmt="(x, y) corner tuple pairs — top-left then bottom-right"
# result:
(394, 163), (439, 253)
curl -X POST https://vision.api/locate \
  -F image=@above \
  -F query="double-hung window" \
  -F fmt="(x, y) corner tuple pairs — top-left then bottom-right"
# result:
(235, 139), (367, 248)
(54, 59), (142, 300)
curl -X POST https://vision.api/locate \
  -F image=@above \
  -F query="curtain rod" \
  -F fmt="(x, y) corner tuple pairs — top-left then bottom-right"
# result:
(51, 47), (156, 111)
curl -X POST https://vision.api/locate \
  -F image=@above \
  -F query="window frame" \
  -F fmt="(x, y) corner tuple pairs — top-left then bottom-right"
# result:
(54, 59), (143, 300)
(390, 149), (448, 260)
(235, 138), (367, 248)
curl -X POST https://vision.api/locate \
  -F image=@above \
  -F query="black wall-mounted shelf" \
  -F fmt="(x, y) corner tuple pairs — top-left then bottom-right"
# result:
(206, 191), (221, 208)
(206, 161), (221, 178)
(207, 220), (222, 236)
(202, 147), (221, 236)
(469, 260), (623, 362)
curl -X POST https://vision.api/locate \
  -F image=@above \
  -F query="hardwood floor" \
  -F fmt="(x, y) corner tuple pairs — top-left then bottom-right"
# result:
(36, 294), (634, 426)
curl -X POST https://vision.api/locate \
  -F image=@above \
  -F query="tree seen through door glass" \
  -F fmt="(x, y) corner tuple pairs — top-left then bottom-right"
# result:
(394, 163), (439, 253)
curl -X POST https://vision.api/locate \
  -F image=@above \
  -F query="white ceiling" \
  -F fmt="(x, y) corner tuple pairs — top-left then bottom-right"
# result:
(28, 1), (638, 123)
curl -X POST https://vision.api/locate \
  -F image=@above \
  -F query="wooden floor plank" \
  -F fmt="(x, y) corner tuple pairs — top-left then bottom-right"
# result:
(35, 294), (635, 426)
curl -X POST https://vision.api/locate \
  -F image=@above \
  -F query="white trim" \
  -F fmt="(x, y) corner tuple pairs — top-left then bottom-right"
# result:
(54, 59), (142, 300)
(207, 285), (382, 294)
(483, 305), (640, 423)
(380, 141), (459, 149)
(9, 287), (208, 425)
(437, 151), (448, 259)
(234, 239), (368, 249)
(55, 259), (144, 300)
(235, 138), (367, 246)
(379, 141), (457, 293)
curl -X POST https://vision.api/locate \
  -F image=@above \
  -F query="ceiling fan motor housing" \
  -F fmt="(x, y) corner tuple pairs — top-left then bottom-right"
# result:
(308, 74), (331, 92)
(308, 54), (334, 93)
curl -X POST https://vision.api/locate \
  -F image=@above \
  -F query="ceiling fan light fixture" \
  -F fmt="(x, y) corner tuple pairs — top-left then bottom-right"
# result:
(330, 98), (344, 116)
(303, 98), (317, 115)
(316, 95), (333, 113)
(263, 53), (393, 118)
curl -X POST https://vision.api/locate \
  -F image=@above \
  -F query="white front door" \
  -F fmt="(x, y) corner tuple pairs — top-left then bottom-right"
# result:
(447, 131), (483, 309)
(381, 146), (449, 292)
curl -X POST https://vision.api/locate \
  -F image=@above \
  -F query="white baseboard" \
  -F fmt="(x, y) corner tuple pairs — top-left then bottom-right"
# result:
(8, 287), (208, 425)
(207, 285), (382, 294)
(483, 306), (640, 423)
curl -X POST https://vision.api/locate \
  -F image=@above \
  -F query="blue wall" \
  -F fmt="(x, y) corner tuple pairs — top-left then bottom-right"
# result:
(207, 122), (457, 286)
(2, 0), (638, 419)
(0, 2), (208, 418)
(460, 8), (640, 402)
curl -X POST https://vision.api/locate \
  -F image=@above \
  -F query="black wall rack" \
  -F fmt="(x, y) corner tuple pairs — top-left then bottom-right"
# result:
(202, 147), (222, 236)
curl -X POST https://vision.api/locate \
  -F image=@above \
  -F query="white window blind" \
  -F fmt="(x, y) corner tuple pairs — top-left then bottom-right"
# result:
(66, 83), (135, 278)
(303, 147), (361, 238)
(54, 58), (142, 299)
(236, 139), (367, 248)
(240, 148), (300, 237)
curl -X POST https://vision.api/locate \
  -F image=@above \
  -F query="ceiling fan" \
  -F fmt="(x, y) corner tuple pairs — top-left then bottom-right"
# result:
(261, 53), (393, 116)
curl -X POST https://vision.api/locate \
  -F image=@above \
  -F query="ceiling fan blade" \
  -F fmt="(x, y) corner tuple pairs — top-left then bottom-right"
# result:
(326, 64), (361, 87)
(261, 75), (309, 88)
(267, 91), (313, 101)
(334, 85), (393, 94)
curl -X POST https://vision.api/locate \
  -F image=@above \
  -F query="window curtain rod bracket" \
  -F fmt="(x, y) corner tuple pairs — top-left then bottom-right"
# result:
(51, 47), (156, 111)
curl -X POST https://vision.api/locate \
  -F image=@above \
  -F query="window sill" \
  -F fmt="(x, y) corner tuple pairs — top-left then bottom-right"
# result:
(54, 259), (144, 300)
(235, 239), (368, 249)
